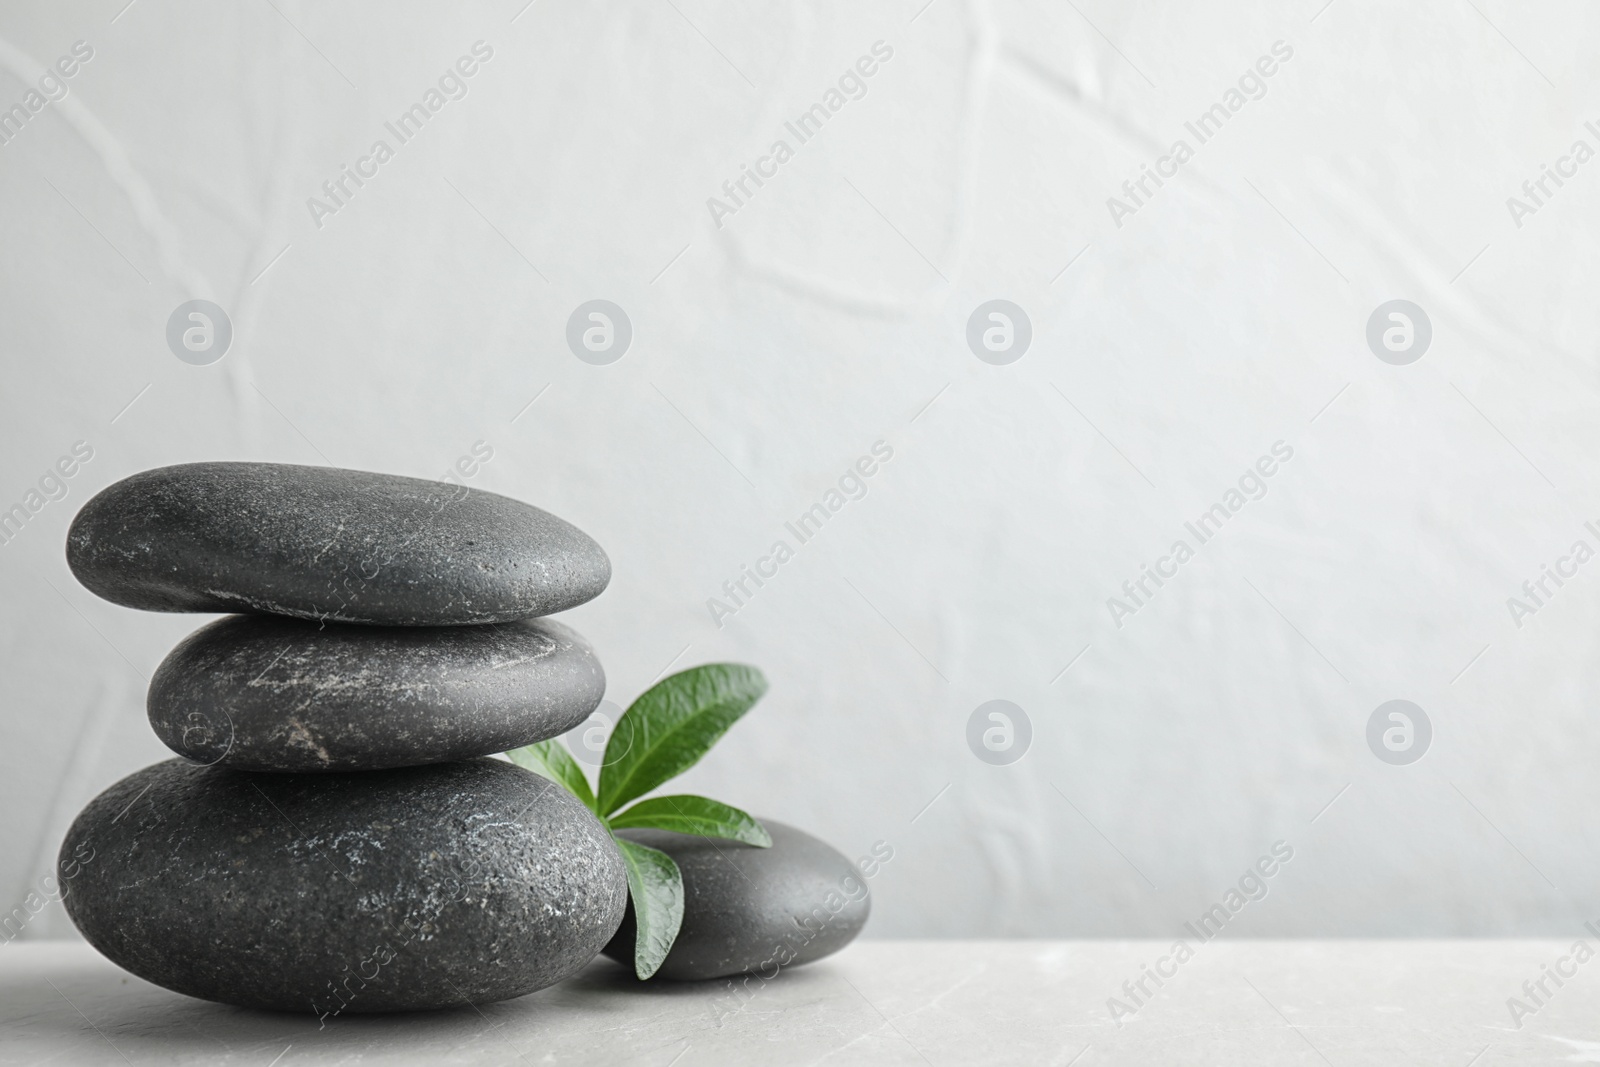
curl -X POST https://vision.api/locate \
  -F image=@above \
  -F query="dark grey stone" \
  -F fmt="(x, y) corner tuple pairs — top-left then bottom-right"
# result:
(66, 462), (610, 625)
(60, 758), (627, 1013)
(603, 820), (870, 981)
(148, 615), (605, 772)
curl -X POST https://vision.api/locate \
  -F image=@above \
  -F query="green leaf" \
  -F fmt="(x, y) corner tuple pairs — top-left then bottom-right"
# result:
(608, 795), (772, 846)
(597, 664), (767, 816)
(505, 740), (597, 813)
(615, 837), (684, 979)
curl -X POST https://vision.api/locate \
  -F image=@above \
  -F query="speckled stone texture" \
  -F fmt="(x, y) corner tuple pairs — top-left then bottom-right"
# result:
(148, 614), (605, 772)
(604, 821), (870, 981)
(66, 462), (611, 625)
(60, 758), (628, 1013)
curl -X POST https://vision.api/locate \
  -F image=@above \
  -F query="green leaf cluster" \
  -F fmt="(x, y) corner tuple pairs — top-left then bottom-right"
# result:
(506, 663), (769, 978)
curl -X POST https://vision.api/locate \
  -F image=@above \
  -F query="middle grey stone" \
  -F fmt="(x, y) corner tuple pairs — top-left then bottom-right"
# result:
(148, 614), (604, 772)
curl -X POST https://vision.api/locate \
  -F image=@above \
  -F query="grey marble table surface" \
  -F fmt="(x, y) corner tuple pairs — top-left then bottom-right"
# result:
(1, 940), (1593, 1065)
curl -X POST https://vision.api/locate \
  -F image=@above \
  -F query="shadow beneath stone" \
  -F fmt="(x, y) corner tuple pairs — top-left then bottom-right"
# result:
(561, 955), (724, 996)
(2, 958), (554, 1062)
(561, 953), (842, 1000)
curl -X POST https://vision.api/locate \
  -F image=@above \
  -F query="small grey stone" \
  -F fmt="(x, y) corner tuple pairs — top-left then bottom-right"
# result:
(603, 820), (870, 981)
(149, 615), (605, 772)
(60, 758), (627, 1013)
(66, 462), (610, 625)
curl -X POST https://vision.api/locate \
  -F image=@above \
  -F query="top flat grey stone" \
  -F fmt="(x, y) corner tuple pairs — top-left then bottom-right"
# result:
(66, 462), (611, 625)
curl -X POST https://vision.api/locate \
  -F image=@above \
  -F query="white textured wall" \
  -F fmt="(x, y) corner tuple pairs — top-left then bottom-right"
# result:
(2, 0), (1599, 942)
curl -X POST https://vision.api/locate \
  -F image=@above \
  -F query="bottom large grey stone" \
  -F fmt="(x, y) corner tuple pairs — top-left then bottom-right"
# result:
(60, 758), (627, 1013)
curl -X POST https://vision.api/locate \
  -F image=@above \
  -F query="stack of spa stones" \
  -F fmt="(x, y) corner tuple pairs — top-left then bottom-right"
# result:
(56, 462), (628, 1013)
